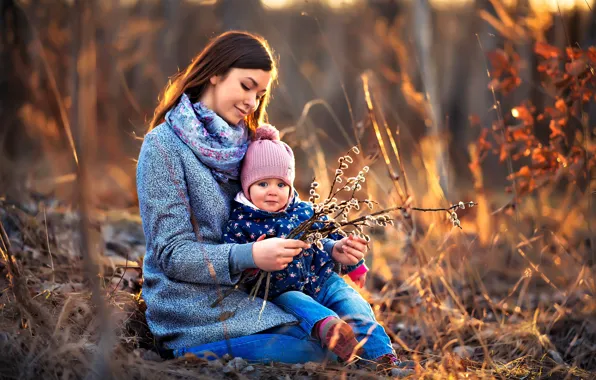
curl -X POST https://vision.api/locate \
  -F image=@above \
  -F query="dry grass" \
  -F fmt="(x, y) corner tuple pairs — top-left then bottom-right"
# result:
(1, 140), (595, 379)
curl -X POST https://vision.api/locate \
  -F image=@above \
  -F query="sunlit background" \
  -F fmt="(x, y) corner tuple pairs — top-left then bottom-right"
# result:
(2, 0), (595, 207)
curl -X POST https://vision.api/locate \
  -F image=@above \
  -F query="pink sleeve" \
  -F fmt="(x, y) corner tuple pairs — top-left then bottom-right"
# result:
(348, 263), (369, 282)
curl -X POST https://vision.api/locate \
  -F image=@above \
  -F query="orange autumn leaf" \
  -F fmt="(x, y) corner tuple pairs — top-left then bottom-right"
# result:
(535, 42), (561, 59)
(566, 46), (583, 60)
(508, 165), (532, 180)
(511, 105), (534, 126)
(499, 143), (508, 162)
(554, 98), (567, 114)
(587, 47), (596, 64)
(487, 49), (510, 76)
(549, 119), (566, 140)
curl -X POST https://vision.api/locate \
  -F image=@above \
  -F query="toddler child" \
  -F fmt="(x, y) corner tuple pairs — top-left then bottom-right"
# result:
(224, 125), (402, 367)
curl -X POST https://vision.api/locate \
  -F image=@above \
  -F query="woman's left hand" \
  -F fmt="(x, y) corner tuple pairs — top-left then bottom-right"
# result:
(331, 235), (367, 265)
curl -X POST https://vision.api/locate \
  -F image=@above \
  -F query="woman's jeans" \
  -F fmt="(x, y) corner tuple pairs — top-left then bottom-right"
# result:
(173, 273), (394, 363)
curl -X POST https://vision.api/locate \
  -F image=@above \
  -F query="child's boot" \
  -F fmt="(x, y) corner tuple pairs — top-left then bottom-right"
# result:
(315, 317), (361, 362)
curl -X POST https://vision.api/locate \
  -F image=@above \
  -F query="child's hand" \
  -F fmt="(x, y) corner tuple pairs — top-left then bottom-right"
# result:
(353, 272), (367, 288)
(331, 235), (367, 265)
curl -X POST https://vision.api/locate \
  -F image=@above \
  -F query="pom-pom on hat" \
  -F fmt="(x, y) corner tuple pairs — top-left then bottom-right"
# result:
(241, 124), (295, 200)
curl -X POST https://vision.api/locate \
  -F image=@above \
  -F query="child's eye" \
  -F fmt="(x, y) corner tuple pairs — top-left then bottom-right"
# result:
(277, 183), (286, 188)
(258, 182), (268, 187)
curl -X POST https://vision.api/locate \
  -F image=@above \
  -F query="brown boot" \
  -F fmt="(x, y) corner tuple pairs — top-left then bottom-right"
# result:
(318, 318), (361, 362)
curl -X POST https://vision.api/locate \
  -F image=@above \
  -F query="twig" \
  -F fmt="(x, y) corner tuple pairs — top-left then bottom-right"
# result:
(14, 0), (79, 166)
(42, 205), (55, 283)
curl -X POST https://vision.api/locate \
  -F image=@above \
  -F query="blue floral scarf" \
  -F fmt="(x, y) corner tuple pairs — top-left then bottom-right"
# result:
(165, 93), (249, 182)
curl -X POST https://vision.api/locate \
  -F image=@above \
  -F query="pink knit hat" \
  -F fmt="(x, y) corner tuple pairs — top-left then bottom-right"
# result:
(241, 124), (295, 200)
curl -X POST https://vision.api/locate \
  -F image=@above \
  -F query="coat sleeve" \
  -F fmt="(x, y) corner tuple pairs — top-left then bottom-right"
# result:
(137, 133), (252, 285)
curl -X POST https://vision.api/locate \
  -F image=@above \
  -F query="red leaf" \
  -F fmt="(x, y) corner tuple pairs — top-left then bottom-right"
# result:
(535, 42), (561, 59)
(549, 119), (565, 140)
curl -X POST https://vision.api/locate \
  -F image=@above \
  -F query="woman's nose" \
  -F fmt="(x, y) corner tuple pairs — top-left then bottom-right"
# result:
(244, 95), (257, 111)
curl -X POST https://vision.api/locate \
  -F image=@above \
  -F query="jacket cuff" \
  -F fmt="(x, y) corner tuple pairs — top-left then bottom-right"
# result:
(322, 238), (336, 256)
(347, 263), (369, 281)
(229, 243), (256, 275)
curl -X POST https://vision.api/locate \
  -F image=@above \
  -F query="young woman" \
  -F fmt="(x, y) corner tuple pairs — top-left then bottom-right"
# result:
(137, 31), (323, 364)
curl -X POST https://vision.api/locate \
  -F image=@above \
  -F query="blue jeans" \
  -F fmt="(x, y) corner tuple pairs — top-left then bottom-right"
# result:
(174, 273), (394, 363)
(173, 323), (333, 364)
(283, 272), (394, 360)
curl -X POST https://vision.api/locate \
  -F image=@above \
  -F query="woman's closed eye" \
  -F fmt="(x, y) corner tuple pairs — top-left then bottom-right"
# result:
(241, 82), (266, 100)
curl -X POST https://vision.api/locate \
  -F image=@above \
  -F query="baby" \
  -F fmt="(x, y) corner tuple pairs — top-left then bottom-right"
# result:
(224, 125), (398, 365)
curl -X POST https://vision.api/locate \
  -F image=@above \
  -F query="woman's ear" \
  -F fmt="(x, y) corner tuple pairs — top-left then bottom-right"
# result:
(209, 75), (218, 85)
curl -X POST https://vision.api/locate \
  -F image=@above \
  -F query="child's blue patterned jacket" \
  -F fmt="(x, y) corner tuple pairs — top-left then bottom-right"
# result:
(223, 191), (364, 298)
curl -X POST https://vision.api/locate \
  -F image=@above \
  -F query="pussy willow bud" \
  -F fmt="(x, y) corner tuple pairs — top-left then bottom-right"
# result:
(341, 163), (349, 170)
(458, 201), (465, 210)
(316, 241), (324, 250)
(310, 189), (316, 196)
(311, 182), (319, 188)
(362, 166), (369, 173)
(451, 211), (458, 220)
(468, 201), (475, 208)
(345, 156), (354, 164)
(352, 147), (360, 154)
(336, 169), (343, 176)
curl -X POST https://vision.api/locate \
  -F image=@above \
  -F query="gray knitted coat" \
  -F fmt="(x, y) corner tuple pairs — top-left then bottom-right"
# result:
(136, 123), (297, 350)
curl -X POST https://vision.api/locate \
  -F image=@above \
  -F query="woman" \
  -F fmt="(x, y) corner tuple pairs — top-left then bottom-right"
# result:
(137, 31), (333, 364)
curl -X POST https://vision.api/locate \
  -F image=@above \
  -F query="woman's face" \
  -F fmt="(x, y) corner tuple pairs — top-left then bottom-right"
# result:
(201, 68), (272, 125)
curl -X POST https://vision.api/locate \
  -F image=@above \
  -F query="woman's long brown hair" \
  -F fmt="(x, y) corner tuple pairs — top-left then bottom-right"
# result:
(148, 31), (277, 133)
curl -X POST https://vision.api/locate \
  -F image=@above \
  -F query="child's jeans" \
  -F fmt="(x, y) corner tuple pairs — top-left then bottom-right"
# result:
(273, 272), (395, 360)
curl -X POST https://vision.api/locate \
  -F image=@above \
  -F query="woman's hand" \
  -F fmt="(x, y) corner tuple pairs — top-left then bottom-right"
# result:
(252, 235), (310, 272)
(331, 235), (367, 266)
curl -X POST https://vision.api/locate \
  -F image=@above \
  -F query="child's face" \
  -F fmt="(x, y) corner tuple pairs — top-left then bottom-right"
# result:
(248, 178), (291, 213)
(202, 68), (271, 125)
